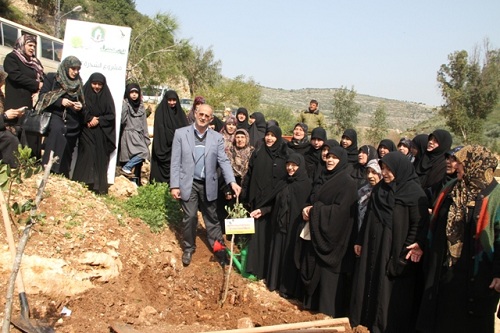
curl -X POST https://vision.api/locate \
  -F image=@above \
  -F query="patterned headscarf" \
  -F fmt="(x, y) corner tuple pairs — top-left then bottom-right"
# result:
(13, 34), (44, 81)
(445, 145), (498, 266)
(36, 56), (85, 112)
(221, 115), (237, 153)
(228, 128), (254, 179)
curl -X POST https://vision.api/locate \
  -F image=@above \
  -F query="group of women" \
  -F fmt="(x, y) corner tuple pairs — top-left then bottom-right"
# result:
(216, 120), (500, 333)
(2, 34), (499, 333)
(2, 35), (153, 194)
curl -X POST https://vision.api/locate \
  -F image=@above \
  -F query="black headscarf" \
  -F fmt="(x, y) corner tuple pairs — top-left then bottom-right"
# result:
(210, 115), (224, 132)
(342, 128), (358, 164)
(236, 107), (250, 130)
(83, 73), (112, 118)
(154, 90), (187, 136)
(288, 122), (310, 153)
(275, 153), (312, 233)
(125, 83), (141, 111)
(371, 152), (424, 228)
(377, 139), (397, 158)
(150, 90), (188, 183)
(323, 146), (348, 179)
(414, 129), (452, 189)
(249, 112), (267, 147)
(265, 125), (282, 154)
(351, 145), (377, 186)
(411, 134), (428, 166)
(247, 125), (288, 209)
(310, 146), (348, 202)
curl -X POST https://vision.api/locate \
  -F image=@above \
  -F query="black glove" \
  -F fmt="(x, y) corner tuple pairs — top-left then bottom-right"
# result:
(214, 250), (229, 267)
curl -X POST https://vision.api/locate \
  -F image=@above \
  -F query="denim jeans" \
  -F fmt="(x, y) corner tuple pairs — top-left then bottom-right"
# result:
(122, 155), (144, 172)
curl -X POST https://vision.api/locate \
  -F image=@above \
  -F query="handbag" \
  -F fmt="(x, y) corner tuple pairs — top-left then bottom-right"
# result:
(22, 108), (52, 136)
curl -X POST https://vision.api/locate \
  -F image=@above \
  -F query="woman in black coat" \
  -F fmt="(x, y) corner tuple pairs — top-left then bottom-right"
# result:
(37, 56), (84, 177)
(72, 73), (115, 194)
(242, 125), (290, 280)
(350, 152), (429, 333)
(149, 90), (188, 184)
(266, 153), (312, 298)
(300, 146), (358, 317)
(4, 34), (45, 158)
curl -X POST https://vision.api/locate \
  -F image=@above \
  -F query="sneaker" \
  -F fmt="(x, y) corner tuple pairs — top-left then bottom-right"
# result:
(121, 167), (132, 175)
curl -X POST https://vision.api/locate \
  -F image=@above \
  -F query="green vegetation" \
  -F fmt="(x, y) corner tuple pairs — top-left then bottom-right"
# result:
(261, 104), (296, 135)
(331, 86), (361, 136)
(365, 103), (389, 146)
(121, 182), (182, 233)
(200, 75), (261, 111)
(438, 45), (500, 143)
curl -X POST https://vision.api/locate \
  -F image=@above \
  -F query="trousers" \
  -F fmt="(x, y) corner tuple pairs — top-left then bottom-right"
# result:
(180, 180), (223, 253)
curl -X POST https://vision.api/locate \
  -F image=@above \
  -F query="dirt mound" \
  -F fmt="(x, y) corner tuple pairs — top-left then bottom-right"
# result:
(0, 174), (356, 332)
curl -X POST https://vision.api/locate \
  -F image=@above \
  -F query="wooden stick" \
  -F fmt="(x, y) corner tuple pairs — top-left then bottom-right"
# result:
(1, 151), (56, 333)
(205, 318), (350, 333)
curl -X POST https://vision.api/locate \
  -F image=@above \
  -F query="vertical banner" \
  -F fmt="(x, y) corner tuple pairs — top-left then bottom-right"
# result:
(62, 19), (131, 183)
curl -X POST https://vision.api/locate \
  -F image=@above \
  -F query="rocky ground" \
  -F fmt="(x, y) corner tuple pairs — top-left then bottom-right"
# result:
(0, 172), (359, 333)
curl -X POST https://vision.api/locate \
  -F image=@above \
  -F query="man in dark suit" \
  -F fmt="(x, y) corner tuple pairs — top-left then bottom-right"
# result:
(170, 104), (241, 266)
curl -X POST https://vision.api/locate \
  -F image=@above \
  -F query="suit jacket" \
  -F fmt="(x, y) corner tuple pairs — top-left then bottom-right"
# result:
(170, 125), (236, 202)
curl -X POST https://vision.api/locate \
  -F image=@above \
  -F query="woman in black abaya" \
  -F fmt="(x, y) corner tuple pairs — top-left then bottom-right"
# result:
(242, 125), (290, 279)
(414, 129), (452, 203)
(351, 145), (377, 189)
(340, 129), (358, 165)
(266, 153), (312, 298)
(149, 90), (188, 184)
(300, 146), (358, 317)
(350, 152), (429, 333)
(248, 112), (266, 148)
(72, 73), (115, 194)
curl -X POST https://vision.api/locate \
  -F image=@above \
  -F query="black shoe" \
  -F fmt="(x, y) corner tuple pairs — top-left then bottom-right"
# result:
(182, 251), (192, 266)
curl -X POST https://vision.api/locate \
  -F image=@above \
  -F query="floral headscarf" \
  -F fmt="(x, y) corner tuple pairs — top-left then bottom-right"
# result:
(445, 145), (498, 266)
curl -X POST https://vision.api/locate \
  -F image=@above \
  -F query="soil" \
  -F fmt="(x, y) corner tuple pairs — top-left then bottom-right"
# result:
(0, 173), (365, 333)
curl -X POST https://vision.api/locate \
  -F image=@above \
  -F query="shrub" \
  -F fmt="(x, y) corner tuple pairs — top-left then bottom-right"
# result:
(124, 182), (182, 232)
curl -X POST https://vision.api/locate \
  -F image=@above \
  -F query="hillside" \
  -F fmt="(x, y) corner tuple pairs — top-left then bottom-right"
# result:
(260, 87), (438, 132)
(0, 173), (344, 333)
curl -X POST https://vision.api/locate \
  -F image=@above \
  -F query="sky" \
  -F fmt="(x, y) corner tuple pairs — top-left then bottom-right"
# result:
(133, 1), (500, 106)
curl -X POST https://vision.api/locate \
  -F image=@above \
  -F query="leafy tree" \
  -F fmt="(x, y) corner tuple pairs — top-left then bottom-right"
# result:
(199, 75), (261, 111)
(126, 13), (182, 88)
(437, 46), (500, 143)
(89, 0), (142, 27)
(261, 104), (296, 135)
(365, 103), (389, 145)
(332, 86), (360, 136)
(179, 45), (222, 97)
